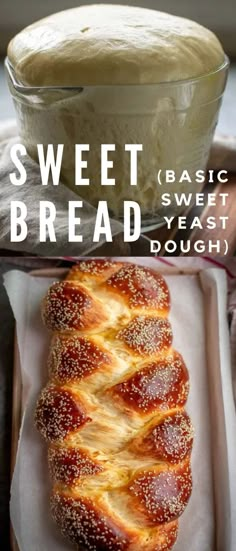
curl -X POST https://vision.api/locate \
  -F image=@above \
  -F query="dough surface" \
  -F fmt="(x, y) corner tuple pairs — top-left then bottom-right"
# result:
(8, 4), (225, 86)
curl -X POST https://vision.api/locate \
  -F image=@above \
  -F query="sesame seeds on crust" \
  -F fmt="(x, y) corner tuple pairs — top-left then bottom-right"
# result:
(117, 316), (172, 356)
(48, 335), (113, 383)
(36, 260), (193, 551)
(131, 411), (194, 463)
(112, 352), (189, 414)
(42, 281), (108, 332)
(48, 446), (102, 486)
(145, 412), (194, 463)
(51, 491), (179, 551)
(66, 259), (123, 283)
(105, 264), (170, 313)
(35, 385), (91, 442)
(51, 493), (130, 551)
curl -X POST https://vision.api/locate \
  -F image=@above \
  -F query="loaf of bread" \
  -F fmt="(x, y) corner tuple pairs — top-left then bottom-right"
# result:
(35, 259), (193, 550)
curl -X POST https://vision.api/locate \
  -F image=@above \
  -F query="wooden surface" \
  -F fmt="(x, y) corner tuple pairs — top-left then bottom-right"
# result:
(146, 174), (236, 256)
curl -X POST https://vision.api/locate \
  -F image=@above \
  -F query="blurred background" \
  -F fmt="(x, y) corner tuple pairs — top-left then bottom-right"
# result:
(0, 0), (235, 133)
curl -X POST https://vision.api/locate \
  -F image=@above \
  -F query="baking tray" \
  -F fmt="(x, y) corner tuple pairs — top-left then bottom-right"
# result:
(9, 265), (232, 551)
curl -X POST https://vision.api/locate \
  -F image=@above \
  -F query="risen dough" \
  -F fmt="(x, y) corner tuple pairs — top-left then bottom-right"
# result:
(8, 4), (224, 86)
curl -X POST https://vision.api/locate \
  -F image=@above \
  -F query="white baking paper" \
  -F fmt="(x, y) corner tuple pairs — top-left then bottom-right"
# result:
(4, 261), (236, 551)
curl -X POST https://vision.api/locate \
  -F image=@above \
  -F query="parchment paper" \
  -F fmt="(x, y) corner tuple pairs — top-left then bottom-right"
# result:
(3, 260), (236, 551)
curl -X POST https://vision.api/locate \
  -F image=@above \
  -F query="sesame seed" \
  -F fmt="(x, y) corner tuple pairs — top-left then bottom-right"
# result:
(48, 335), (112, 383)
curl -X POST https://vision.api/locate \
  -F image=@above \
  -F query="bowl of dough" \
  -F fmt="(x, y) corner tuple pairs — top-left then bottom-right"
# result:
(6, 4), (229, 228)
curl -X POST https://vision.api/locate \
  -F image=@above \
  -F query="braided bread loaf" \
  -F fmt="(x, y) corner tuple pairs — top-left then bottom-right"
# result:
(35, 259), (193, 551)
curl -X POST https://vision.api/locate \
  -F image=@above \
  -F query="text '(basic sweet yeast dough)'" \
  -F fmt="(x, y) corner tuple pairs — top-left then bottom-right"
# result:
(8, 4), (225, 86)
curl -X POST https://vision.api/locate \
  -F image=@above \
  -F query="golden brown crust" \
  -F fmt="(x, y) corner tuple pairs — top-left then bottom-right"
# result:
(42, 280), (108, 332)
(36, 259), (193, 551)
(66, 259), (124, 283)
(130, 411), (194, 463)
(51, 492), (132, 551)
(48, 445), (103, 486)
(128, 460), (192, 524)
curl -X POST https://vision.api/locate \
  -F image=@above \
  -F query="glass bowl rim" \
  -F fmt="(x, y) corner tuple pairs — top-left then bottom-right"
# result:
(5, 55), (229, 96)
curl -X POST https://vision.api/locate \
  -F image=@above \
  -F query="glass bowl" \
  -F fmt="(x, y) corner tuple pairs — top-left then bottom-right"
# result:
(5, 56), (229, 229)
